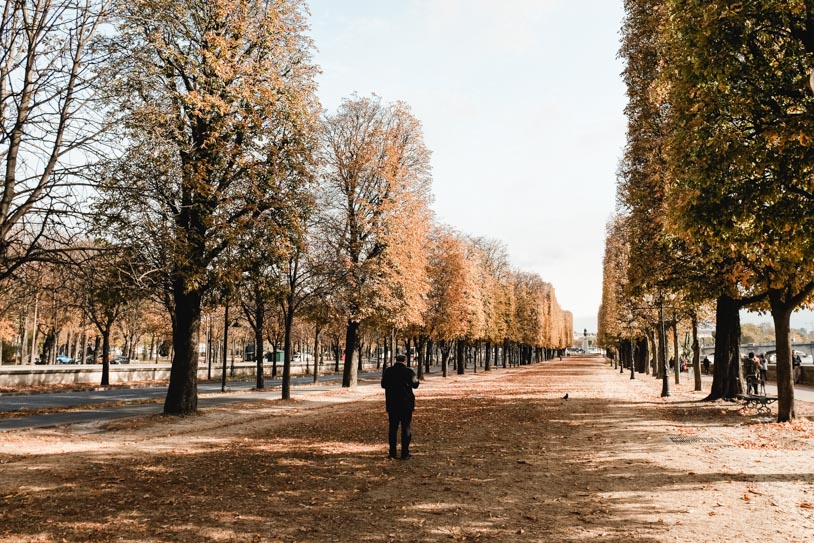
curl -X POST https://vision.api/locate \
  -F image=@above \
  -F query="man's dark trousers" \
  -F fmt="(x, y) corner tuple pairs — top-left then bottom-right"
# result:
(388, 406), (412, 458)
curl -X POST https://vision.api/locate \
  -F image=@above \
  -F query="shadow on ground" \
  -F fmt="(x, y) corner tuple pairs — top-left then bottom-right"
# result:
(1, 359), (810, 542)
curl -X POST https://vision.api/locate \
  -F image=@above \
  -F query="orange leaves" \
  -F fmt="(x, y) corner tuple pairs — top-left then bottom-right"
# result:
(321, 95), (433, 330)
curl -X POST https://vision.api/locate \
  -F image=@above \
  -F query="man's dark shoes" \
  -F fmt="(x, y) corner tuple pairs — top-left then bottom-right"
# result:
(401, 453), (410, 460)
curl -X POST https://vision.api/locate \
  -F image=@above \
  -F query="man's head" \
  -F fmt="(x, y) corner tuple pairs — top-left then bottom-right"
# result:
(395, 354), (406, 364)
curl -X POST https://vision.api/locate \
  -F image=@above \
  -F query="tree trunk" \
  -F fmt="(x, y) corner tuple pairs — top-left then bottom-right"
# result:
(636, 338), (648, 374)
(254, 301), (265, 390)
(416, 335), (426, 381)
(426, 338), (433, 373)
(770, 290), (796, 422)
(313, 325), (321, 384)
(272, 340), (279, 378)
(390, 328), (396, 366)
(29, 292), (39, 365)
(405, 337), (412, 367)
(206, 317), (213, 381)
(282, 300), (295, 400)
(101, 324), (112, 387)
(333, 338), (340, 373)
(706, 294), (742, 401)
(222, 304), (229, 392)
(440, 340), (450, 377)
(692, 314), (702, 392)
(342, 319), (360, 387)
(647, 329), (656, 377)
(92, 335), (100, 366)
(164, 285), (201, 415)
(356, 338), (364, 372)
(456, 339), (465, 375)
(672, 317), (680, 385)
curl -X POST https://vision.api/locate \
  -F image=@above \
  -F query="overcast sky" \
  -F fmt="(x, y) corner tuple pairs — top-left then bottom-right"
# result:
(308, 0), (625, 334)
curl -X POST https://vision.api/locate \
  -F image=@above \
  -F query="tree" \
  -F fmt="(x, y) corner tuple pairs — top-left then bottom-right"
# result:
(663, 0), (814, 420)
(65, 245), (141, 385)
(319, 95), (432, 388)
(469, 238), (511, 370)
(0, 0), (109, 282)
(422, 227), (471, 377)
(103, 0), (319, 414)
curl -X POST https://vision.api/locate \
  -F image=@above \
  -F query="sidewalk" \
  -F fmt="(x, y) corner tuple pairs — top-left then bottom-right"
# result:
(2, 357), (814, 542)
(655, 366), (814, 402)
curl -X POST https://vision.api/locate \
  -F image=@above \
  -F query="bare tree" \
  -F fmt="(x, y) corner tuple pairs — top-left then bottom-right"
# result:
(0, 0), (110, 282)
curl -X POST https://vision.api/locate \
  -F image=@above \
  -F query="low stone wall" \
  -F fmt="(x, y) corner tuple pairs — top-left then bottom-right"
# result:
(766, 365), (814, 386)
(0, 360), (378, 388)
(704, 364), (814, 386)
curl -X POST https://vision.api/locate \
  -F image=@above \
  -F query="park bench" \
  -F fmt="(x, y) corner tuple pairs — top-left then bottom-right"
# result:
(736, 394), (778, 416)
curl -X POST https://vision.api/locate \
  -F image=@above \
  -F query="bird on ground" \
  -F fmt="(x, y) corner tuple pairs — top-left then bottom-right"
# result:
(562, 393), (569, 400)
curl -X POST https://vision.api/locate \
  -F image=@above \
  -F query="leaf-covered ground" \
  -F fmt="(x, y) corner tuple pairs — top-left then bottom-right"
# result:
(1, 357), (814, 542)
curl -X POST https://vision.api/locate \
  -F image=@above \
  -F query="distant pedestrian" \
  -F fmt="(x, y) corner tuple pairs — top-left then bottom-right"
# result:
(381, 354), (419, 459)
(702, 356), (710, 375)
(758, 354), (768, 395)
(745, 352), (759, 395)
(793, 353), (803, 384)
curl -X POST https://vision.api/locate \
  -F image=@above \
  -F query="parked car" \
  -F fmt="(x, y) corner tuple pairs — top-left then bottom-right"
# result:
(84, 354), (103, 364)
(111, 356), (130, 365)
(56, 355), (73, 364)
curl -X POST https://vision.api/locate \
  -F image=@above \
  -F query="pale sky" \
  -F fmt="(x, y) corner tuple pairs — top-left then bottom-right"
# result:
(308, 0), (627, 334)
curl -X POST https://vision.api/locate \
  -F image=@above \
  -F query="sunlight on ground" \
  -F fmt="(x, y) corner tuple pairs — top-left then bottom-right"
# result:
(253, 438), (380, 455)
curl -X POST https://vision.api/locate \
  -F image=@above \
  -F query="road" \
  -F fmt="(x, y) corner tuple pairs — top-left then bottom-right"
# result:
(0, 370), (385, 432)
(4, 364), (812, 432)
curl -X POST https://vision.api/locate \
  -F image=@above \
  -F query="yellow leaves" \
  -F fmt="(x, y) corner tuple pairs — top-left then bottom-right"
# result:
(801, 503), (814, 509)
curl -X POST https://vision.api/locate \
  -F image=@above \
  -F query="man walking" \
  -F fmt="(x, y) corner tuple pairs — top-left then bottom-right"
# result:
(381, 354), (419, 459)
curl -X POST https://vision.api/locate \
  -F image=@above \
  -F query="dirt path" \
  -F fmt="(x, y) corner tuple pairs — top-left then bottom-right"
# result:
(1, 357), (814, 542)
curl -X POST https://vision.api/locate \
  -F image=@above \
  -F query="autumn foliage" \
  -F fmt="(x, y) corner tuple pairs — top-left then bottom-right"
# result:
(0, 1), (573, 413)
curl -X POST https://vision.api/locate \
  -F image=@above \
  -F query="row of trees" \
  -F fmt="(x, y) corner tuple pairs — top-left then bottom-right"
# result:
(1, 0), (573, 415)
(599, 0), (814, 421)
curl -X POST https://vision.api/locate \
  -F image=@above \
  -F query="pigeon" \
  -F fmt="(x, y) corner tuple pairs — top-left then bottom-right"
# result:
(562, 393), (569, 400)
